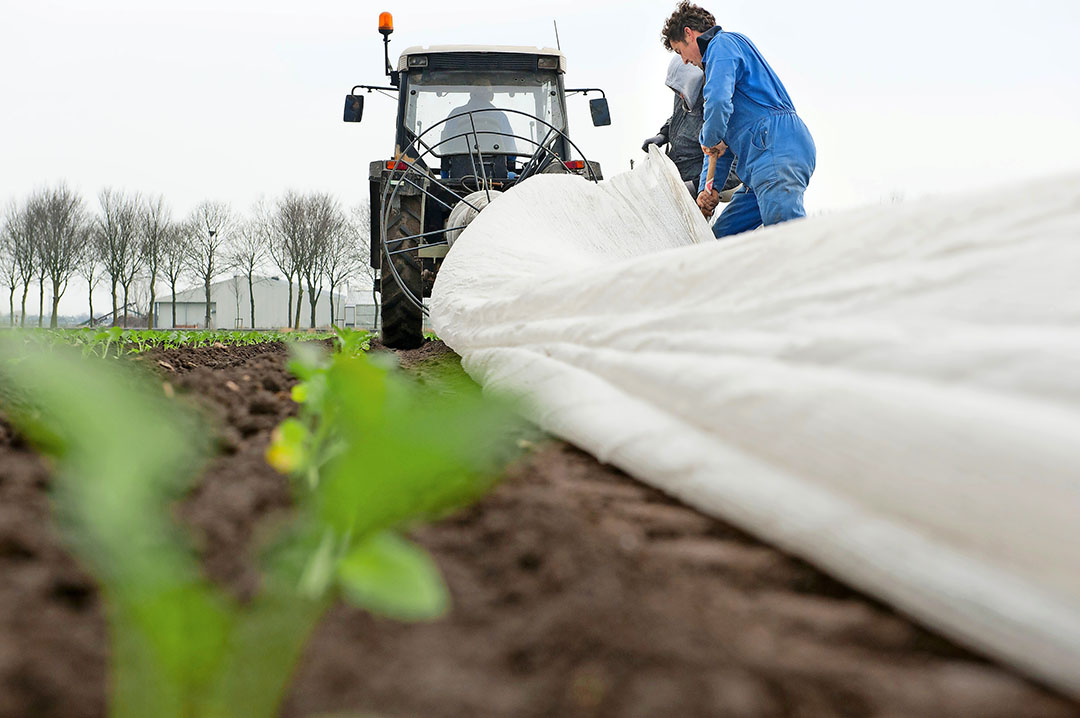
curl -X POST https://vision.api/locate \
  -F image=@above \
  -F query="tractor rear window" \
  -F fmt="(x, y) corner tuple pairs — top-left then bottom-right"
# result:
(404, 70), (566, 157)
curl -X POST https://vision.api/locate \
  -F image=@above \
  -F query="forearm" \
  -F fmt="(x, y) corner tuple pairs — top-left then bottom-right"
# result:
(700, 58), (737, 148)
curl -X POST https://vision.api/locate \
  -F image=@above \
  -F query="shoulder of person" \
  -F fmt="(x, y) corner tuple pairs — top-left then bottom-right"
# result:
(713, 32), (746, 52)
(705, 32), (742, 62)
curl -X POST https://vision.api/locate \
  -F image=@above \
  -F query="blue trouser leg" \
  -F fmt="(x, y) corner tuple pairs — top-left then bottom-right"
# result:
(711, 186), (762, 239)
(748, 113), (816, 227)
(754, 159), (812, 225)
(709, 114), (815, 239)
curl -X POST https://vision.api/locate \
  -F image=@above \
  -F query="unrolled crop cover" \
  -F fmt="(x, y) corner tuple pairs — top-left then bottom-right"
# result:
(430, 148), (1080, 697)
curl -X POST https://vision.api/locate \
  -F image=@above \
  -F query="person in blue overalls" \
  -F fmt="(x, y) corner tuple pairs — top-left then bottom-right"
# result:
(663, 2), (816, 238)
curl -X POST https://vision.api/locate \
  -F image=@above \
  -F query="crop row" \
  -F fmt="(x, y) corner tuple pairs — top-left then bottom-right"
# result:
(7, 326), (339, 357)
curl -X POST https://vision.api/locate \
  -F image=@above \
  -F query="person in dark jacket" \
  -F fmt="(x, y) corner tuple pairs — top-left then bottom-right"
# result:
(643, 56), (741, 198)
(662, 2), (816, 238)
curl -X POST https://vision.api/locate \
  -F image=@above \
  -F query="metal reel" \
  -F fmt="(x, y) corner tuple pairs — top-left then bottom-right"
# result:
(379, 109), (600, 317)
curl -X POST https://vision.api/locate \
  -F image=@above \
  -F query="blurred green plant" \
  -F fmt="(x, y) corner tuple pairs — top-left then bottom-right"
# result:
(268, 335), (516, 620)
(0, 330), (517, 717)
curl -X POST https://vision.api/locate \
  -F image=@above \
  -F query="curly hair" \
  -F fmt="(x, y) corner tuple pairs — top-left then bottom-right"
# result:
(661, 2), (716, 50)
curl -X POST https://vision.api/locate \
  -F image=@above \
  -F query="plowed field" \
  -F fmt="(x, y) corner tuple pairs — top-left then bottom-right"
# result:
(1, 340), (1076, 718)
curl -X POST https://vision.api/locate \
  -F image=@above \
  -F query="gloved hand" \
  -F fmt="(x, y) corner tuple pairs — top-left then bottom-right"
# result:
(641, 134), (667, 152)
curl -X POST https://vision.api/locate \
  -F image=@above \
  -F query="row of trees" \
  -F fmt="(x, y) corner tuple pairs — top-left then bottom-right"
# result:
(0, 185), (371, 329)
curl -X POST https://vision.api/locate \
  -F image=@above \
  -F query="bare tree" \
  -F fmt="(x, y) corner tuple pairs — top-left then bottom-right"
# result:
(140, 195), (172, 329)
(77, 229), (105, 325)
(30, 184), (87, 328)
(227, 275), (244, 329)
(324, 209), (366, 327)
(1, 203), (24, 326)
(259, 198), (295, 328)
(7, 200), (38, 327)
(97, 188), (140, 326)
(267, 192), (309, 329)
(116, 209), (143, 328)
(302, 193), (346, 329)
(130, 277), (152, 326)
(0, 234), (14, 325)
(228, 218), (267, 329)
(32, 229), (47, 327)
(185, 201), (233, 329)
(160, 223), (188, 328)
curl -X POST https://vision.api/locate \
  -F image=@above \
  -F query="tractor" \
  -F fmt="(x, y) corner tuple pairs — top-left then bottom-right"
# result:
(343, 12), (611, 348)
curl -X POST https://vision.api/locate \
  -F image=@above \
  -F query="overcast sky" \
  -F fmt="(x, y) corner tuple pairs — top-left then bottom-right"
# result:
(2, 0), (1079, 315)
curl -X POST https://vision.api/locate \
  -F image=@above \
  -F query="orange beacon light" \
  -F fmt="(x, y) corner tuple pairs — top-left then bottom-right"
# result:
(379, 12), (394, 36)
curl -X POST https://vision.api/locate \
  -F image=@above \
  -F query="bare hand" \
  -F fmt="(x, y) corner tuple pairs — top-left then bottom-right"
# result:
(697, 189), (720, 218)
(700, 141), (728, 158)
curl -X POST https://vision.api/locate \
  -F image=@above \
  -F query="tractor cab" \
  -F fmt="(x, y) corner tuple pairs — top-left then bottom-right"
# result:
(394, 46), (591, 187)
(343, 13), (611, 348)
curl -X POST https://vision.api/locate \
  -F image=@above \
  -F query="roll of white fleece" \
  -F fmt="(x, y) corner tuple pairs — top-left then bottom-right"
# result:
(430, 146), (1080, 697)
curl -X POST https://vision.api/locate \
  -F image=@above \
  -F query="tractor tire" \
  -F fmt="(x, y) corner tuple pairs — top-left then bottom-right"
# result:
(380, 194), (424, 349)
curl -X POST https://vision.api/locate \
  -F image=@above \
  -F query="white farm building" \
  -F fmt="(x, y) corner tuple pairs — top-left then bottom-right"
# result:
(155, 276), (352, 330)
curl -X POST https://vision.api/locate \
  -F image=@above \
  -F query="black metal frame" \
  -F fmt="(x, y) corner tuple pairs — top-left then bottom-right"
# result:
(351, 84), (399, 94)
(564, 87), (607, 98)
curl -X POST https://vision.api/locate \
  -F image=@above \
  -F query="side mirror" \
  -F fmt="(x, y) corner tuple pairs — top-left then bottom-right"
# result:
(343, 94), (364, 123)
(589, 97), (611, 127)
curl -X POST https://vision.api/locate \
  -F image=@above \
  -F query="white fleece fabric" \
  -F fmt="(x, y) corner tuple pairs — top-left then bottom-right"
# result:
(430, 146), (1080, 697)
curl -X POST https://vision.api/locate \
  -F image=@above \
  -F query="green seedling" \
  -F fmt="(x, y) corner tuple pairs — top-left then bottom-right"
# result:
(0, 331), (518, 717)
(269, 337), (518, 620)
(332, 325), (373, 355)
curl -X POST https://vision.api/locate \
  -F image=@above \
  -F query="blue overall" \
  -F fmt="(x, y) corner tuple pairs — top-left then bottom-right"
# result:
(696, 27), (816, 238)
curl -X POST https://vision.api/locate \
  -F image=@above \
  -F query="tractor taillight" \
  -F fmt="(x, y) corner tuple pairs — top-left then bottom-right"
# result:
(386, 160), (408, 171)
(563, 160), (585, 171)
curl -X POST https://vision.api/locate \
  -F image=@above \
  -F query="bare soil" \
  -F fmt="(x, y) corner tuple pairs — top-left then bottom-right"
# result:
(0, 339), (1077, 718)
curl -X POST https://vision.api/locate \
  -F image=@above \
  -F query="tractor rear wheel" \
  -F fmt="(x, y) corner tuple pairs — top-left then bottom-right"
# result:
(380, 195), (424, 349)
